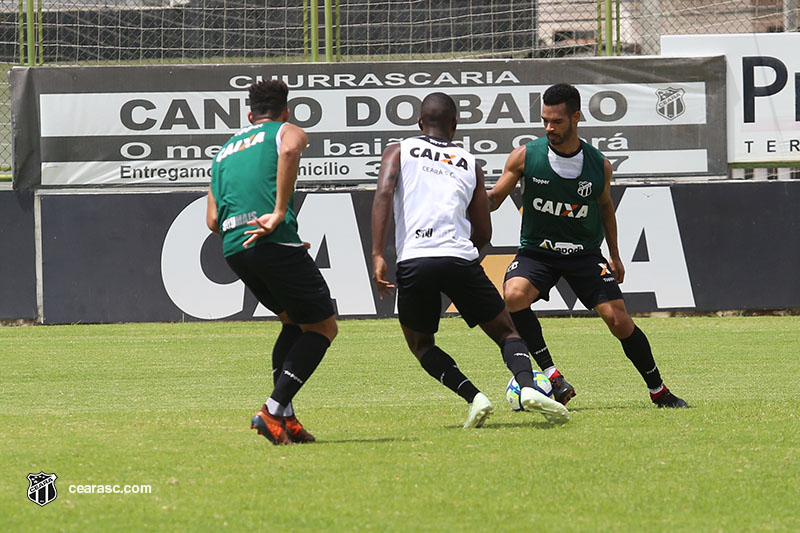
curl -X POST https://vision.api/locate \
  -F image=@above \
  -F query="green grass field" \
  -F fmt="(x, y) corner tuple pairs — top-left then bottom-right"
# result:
(2, 316), (799, 531)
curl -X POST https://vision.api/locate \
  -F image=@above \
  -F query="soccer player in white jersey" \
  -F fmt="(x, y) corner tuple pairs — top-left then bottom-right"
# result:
(371, 92), (570, 428)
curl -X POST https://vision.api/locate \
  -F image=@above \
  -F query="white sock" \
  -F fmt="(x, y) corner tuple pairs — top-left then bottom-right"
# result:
(266, 397), (285, 416)
(649, 384), (665, 395)
(283, 402), (294, 417)
(543, 366), (557, 379)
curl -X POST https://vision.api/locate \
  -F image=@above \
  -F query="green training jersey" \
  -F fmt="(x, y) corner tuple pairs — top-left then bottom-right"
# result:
(519, 137), (606, 256)
(210, 121), (302, 257)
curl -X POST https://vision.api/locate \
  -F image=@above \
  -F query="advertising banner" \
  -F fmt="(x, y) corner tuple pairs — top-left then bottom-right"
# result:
(38, 182), (799, 324)
(0, 189), (36, 320)
(662, 33), (800, 165)
(12, 56), (727, 189)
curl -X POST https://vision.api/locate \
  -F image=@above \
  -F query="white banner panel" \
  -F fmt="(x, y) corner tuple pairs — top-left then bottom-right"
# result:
(11, 57), (728, 188)
(39, 83), (710, 137)
(662, 33), (800, 165)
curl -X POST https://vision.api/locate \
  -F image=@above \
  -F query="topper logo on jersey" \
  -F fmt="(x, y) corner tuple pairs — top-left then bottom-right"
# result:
(409, 146), (469, 170)
(214, 131), (266, 163)
(532, 198), (589, 218)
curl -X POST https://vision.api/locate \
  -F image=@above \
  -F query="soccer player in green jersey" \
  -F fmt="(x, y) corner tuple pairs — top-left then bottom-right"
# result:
(488, 83), (687, 408)
(207, 80), (339, 445)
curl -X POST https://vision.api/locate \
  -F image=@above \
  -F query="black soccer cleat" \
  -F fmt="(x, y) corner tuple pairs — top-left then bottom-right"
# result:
(550, 373), (576, 405)
(651, 387), (688, 408)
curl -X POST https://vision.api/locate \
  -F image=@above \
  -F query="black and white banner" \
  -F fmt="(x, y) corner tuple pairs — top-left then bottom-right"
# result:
(36, 182), (799, 324)
(11, 56), (727, 188)
(662, 33), (800, 165)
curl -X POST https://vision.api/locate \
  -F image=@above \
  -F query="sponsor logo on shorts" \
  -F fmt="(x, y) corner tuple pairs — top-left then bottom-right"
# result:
(506, 260), (519, 272)
(577, 181), (592, 197)
(539, 239), (584, 255)
(599, 262), (616, 282)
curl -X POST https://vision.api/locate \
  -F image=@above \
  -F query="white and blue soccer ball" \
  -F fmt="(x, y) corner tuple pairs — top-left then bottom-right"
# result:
(506, 371), (553, 411)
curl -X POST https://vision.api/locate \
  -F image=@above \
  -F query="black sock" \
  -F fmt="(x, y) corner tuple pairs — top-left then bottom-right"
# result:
(419, 346), (480, 403)
(620, 325), (663, 389)
(272, 324), (303, 385)
(271, 331), (331, 406)
(509, 308), (555, 370)
(500, 337), (534, 388)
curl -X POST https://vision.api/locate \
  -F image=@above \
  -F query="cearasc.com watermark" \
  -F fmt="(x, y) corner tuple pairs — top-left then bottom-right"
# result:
(68, 483), (152, 495)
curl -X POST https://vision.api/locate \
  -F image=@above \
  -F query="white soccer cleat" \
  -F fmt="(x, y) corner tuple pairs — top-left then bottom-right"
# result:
(463, 392), (494, 428)
(520, 387), (571, 425)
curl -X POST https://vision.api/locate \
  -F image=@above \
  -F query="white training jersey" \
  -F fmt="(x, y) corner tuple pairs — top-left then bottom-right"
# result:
(394, 135), (479, 262)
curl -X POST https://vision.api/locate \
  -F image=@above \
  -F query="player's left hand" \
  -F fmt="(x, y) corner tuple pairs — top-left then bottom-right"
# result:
(372, 255), (396, 299)
(242, 213), (283, 248)
(609, 256), (625, 284)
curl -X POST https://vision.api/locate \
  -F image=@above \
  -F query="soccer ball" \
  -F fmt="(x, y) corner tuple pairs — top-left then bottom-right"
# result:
(506, 371), (554, 411)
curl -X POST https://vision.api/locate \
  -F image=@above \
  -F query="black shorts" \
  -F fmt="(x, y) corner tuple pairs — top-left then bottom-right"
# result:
(225, 243), (335, 325)
(396, 257), (506, 334)
(504, 248), (623, 310)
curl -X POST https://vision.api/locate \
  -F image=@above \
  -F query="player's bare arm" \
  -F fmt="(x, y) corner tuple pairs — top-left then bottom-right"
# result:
(488, 145), (525, 211)
(467, 164), (492, 251)
(243, 124), (308, 248)
(206, 188), (219, 234)
(371, 143), (401, 299)
(598, 157), (625, 283)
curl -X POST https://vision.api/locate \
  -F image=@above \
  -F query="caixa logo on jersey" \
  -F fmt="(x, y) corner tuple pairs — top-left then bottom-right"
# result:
(408, 146), (469, 170)
(27, 472), (58, 507)
(655, 87), (686, 120)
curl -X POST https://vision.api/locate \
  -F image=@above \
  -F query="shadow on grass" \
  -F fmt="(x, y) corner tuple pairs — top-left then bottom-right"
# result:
(565, 405), (642, 412)
(314, 437), (419, 445)
(479, 421), (567, 430)
(566, 404), (693, 411)
(440, 418), (562, 430)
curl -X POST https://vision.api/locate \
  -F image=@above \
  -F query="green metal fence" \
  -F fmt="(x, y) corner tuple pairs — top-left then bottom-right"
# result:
(1, 0), (798, 179)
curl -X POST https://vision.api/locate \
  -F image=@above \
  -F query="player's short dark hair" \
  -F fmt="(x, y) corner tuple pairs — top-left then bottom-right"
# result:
(249, 79), (289, 119)
(420, 92), (458, 127)
(543, 83), (581, 115)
